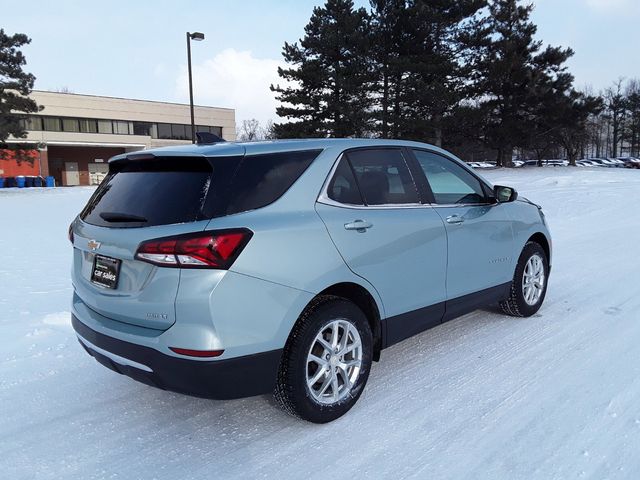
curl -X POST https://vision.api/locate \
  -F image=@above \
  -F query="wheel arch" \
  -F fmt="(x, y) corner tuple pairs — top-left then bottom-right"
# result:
(314, 282), (383, 361)
(527, 232), (551, 267)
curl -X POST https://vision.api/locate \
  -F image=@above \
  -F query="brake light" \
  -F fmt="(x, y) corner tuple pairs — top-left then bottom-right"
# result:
(135, 229), (252, 269)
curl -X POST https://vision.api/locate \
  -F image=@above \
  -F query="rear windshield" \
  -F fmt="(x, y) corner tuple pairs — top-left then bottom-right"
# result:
(80, 150), (321, 228)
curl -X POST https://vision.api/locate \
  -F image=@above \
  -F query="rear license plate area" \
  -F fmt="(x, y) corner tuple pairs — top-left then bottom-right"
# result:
(91, 254), (121, 289)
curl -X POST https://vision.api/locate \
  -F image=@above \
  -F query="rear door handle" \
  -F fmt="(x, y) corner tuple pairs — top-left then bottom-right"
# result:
(344, 220), (373, 232)
(446, 215), (464, 225)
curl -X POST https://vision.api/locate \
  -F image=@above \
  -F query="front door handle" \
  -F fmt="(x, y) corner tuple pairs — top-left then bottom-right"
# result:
(446, 215), (464, 225)
(344, 220), (373, 232)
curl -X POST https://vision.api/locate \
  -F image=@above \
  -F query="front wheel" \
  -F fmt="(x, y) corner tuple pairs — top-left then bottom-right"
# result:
(274, 296), (373, 423)
(500, 241), (549, 317)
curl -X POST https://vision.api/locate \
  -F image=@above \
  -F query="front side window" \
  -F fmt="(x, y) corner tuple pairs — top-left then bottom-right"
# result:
(345, 149), (419, 205)
(413, 149), (487, 205)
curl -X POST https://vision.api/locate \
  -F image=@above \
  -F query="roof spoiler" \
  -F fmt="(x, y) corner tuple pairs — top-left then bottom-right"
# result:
(196, 131), (226, 145)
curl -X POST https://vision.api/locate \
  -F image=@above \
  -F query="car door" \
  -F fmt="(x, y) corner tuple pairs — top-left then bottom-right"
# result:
(315, 147), (448, 342)
(410, 149), (515, 302)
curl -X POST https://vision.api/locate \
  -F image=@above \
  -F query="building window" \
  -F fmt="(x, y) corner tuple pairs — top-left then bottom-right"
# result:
(80, 119), (98, 133)
(22, 117), (43, 131)
(113, 120), (131, 135)
(97, 120), (113, 134)
(171, 124), (187, 140)
(43, 117), (62, 131)
(211, 126), (222, 137)
(157, 123), (172, 139)
(133, 122), (151, 136)
(62, 118), (80, 132)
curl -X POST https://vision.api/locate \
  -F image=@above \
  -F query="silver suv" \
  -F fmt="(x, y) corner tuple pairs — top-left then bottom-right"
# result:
(70, 139), (551, 423)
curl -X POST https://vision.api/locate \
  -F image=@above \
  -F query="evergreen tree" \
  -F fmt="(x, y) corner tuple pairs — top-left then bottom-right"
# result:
(270, 0), (373, 138)
(0, 29), (40, 143)
(474, 0), (574, 166)
(369, 0), (412, 138)
(625, 80), (640, 157)
(554, 90), (602, 166)
(401, 0), (486, 145)
(369, 0), (486, 144)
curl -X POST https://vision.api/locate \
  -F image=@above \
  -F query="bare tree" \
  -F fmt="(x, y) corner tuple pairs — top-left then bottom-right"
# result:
(605, 79), (627, 157)
(237, 119), (263, 141)
(263, 120), (276, 140)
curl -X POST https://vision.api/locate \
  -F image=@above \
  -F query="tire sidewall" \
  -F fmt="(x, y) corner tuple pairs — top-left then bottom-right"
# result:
(285, 299), (373, 423)
(513, 243), (549, 316)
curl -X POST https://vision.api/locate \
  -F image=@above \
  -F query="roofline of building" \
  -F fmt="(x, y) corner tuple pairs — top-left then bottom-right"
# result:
(31, 90), (235, 112)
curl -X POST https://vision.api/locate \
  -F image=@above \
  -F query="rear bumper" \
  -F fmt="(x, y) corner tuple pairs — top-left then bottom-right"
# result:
(72, 314), (282, 400)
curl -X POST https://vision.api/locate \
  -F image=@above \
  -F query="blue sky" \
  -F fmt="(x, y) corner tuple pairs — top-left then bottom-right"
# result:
(3, 0), (639, 123)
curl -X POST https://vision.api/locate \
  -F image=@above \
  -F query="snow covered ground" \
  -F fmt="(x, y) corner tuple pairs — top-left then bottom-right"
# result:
(1, 167), (640, 480)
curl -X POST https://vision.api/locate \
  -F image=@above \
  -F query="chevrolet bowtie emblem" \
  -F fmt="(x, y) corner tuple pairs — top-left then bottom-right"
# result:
(88, 240), (101, 251)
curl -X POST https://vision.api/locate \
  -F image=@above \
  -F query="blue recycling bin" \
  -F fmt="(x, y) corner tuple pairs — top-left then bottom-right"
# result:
(46, 176), (55, 188)
(16, 176), (26, 188)
(33, 176), (43, 187)
(25, 176), (34, 188)
(0, 177), (4, 188)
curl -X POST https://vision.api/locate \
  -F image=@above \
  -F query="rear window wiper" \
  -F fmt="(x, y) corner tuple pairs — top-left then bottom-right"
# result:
(99, 212), (148, 223)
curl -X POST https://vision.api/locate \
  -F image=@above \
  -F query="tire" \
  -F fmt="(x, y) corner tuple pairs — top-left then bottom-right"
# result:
(500, 241), (549, 317)
(274, 295), (373, 423)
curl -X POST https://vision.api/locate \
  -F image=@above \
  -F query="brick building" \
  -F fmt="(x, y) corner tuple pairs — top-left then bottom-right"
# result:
(2, 91), (236, 186)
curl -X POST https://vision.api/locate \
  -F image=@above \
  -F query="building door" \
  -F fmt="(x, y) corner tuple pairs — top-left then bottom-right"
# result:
(88, 163), (109, 185)
(65, 162), (80, 186)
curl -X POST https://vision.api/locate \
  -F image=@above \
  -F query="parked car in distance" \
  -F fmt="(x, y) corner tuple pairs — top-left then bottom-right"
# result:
(606, 158), (626, 167)
(622, 157), (640, 169)
(70, 138), (552, 423)
(577, 160), (599, 167)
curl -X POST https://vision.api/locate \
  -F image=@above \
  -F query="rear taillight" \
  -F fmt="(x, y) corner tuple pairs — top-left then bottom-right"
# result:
(135, 229), (252, 269)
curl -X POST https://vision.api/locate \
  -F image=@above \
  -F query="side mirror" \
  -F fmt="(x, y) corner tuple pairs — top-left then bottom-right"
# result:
(494, 185), (518, 203)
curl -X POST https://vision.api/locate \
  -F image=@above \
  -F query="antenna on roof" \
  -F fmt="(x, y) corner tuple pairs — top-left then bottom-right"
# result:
(196, 131), (226, 145)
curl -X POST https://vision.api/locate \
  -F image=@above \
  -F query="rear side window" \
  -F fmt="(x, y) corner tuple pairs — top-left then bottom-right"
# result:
(81, 150), (320, 228)
(80, 159), (212, 228)
(345, 149), (419, 205)
(327, 158), (364, 205)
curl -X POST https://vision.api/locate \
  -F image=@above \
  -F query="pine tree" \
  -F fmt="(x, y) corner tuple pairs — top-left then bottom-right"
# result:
(554, 90), (602, 166)
(625, 80), (640, 157)
(0, 29), (40, 143)
(369, 0), (412, 138)
(369, 0), (486, 144)
(474, 0), (574, 166)
(270, 0), (373, 138)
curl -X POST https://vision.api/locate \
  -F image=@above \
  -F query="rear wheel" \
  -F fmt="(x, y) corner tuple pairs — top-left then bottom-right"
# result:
(500, 242), (549, 317)
(274, 296), (373, 423)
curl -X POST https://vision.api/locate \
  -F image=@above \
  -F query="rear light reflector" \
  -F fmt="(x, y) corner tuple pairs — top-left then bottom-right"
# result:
(169, 347), (224, 358)
(135, 229), (252, 269)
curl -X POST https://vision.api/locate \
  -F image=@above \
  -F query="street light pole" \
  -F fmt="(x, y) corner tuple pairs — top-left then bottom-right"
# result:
(186, 31), (205, 144)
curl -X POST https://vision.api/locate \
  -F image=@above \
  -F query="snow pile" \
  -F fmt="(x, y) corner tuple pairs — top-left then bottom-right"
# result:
(1, 169), (640, 479)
